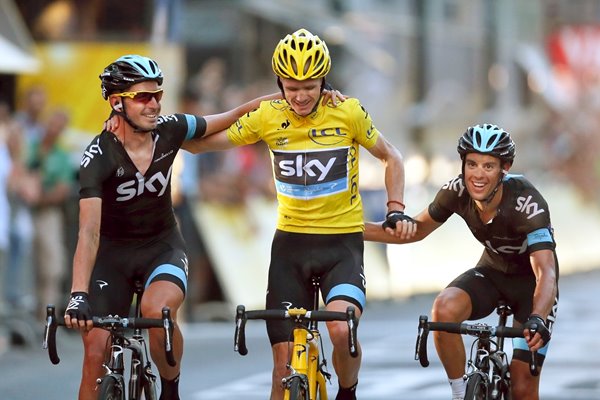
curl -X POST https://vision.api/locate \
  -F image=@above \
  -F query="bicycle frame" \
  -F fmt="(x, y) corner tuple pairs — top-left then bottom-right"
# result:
(283, 308), (329, 400)
(415, 302), (538, 400)
(43, 281), (175, 400)
(234, 277), (358, 400)
(96, 283), (156, 399)
(100, 318), (157, 399)
(464, 304), (513, 399)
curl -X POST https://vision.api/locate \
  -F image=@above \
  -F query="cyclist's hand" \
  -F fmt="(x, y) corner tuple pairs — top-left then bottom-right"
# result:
(523, 314), (551, 351)
(103, 114), (119, 132)
(321, 82), (347, 106)
(64, 292), (93, 331)
(382, 211), (417, 239)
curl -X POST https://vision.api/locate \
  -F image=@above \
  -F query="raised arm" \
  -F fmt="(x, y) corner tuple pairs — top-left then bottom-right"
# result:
(204, 92), (280, 136)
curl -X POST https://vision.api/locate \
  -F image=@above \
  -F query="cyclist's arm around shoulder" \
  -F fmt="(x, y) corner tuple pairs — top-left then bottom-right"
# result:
(364, 208), (442, 244)
(202, 92), (280, 136)
(182, 129), (237, 154)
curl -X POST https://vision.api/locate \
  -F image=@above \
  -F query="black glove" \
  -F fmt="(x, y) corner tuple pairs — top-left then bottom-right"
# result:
(382, 210), (415, 230)
(523, 314), (551, 346)
(65, 292), (92, 322)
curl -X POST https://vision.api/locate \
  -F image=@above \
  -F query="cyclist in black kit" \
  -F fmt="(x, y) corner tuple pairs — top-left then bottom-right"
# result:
(62, 54), (283, 400)
(365, 124), (558, 400)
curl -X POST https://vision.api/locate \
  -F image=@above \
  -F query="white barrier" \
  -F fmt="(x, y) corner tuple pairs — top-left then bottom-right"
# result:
(193, 185), (600, 308)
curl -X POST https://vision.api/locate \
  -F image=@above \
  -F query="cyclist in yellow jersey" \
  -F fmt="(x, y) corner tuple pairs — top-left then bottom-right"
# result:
(188, 28), (415, 400)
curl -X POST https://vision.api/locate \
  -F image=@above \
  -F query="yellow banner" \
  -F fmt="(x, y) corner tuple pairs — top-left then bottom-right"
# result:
(17, 43), (151, 136)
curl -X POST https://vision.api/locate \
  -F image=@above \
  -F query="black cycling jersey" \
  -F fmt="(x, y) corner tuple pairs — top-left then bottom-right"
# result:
(79, 114), (206, 239)
(428, 174), (557, 275)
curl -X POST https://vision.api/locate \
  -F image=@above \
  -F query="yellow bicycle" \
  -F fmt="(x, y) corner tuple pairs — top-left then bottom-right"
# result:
(234, 278), (359, 400)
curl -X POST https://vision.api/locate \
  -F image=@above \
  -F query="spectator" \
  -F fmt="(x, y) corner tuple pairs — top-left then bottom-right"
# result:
(27, 109), (74, 316)
(0, 102), (13, 313)
(7, 86), (49, 312)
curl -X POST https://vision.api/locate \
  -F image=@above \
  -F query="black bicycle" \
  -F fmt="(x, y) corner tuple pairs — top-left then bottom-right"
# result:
(43, 281), (176, 400)
(415, 302), (539, 400)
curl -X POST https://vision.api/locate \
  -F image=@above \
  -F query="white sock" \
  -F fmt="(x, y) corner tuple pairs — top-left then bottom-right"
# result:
(449, 377), (466, 400)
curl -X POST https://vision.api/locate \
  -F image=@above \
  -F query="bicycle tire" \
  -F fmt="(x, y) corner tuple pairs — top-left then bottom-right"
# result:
(287, 376), (308, 400)
(97, 374), (125, 400)
(465, 373), (488, 400)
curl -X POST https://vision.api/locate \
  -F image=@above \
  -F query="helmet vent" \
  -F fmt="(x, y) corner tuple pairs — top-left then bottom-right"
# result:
(271, 28), (331, 80)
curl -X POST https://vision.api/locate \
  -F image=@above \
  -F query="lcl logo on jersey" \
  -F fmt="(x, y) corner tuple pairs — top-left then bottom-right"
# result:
(116, 165), (172, 201)
(515, 195), (545, 219)
(309, 127), (348, 146)
(81, 138), (103, 168)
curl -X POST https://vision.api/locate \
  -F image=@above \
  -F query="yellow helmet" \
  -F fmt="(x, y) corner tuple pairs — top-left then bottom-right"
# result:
(272, 28), (331, 80)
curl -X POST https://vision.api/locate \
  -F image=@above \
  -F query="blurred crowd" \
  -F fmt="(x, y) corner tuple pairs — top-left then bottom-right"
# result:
(0, 86), (75, 351)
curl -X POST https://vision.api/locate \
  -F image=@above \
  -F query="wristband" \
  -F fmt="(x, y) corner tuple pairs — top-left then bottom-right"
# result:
(386, 200), (405, 210)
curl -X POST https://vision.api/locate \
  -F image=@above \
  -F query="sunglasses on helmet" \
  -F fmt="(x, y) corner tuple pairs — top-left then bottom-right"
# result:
(114, 89), (163, 103)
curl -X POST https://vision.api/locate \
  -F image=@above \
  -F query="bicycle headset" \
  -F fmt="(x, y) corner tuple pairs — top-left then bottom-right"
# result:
(457, 124), (516, 203)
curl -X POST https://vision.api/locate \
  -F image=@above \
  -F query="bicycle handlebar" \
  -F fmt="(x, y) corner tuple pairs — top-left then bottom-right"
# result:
(234, 305), (359, 358)
(43, 304), (177, 367)
(414, 315), (539, 376)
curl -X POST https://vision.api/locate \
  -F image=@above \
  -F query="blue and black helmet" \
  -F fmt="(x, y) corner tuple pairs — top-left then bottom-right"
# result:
(100, 55), (163, 99)
(457, 124), (515, 164)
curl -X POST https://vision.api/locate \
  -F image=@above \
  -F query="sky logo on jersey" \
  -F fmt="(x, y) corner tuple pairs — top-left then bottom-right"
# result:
(442, 177), (466, 197)
(157, 114), (179, 124)
(80, 138), (102, 168)
(273, 148), (348, 199)
(515, 195), (545, 219)
(116, 165), (172, 201)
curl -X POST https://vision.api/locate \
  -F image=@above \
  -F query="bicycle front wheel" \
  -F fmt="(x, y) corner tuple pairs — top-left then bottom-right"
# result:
(97, 374), (125, 400)
(286, 376), (308, 400)
(465, 373), (488, 400)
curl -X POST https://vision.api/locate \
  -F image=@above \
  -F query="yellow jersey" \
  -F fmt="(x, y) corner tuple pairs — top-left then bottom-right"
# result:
(227, 98), (380, 234)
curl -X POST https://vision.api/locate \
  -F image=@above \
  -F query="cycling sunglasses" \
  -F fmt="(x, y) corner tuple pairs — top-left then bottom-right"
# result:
(114, 89), (163, 103)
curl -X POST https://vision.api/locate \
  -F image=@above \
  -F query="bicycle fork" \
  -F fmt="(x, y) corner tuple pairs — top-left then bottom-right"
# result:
(283, 328), (328, 400)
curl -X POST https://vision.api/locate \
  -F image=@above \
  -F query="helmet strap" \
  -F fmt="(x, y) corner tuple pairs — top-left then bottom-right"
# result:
(482, 175), (504, 204)
(111, 101), (153, 133)
(461, 158), (506, 205)
(276, 77), (325, 116)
